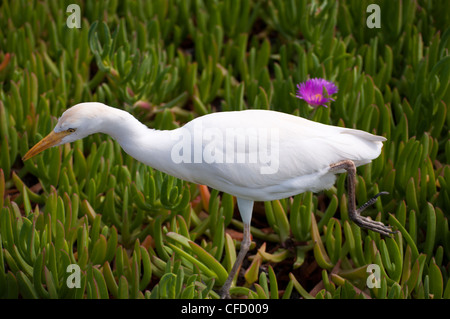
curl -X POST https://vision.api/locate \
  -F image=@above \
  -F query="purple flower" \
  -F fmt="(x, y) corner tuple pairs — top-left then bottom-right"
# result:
(296, 78), (338, 107)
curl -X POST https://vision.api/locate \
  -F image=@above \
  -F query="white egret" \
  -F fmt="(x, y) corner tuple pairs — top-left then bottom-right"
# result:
(23, 102), (393, 298)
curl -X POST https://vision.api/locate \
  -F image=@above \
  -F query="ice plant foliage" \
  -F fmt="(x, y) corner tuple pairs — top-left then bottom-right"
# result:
(296, 78), (338, 107)
(1, 0), (449, 301)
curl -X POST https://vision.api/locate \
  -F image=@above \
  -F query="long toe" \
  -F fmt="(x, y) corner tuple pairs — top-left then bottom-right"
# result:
(357, 192), (389, 214)
(351, 215), (396, 236)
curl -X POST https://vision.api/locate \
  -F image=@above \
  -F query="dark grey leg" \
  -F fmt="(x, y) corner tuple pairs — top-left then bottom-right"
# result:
(219, 222), (251, 299)
(330, 160), (394, 236)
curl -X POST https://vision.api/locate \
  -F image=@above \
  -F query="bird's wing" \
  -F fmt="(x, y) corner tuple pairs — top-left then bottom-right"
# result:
(173, 110), (385, 192)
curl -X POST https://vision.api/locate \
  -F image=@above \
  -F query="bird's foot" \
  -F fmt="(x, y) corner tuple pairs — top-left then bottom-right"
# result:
(351, 214), (395, 236)
(351, 192), (396, 236)
(219, 287), (231, 299)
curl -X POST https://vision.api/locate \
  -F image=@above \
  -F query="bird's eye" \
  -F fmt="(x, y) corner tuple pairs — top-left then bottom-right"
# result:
(67, 128), (76, 133)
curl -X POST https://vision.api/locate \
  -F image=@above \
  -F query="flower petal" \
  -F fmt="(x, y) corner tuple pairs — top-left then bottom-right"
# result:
(295, 78), (338, 107)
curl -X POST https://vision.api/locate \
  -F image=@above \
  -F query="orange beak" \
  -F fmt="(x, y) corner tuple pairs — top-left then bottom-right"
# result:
(22, 130), (71, 161)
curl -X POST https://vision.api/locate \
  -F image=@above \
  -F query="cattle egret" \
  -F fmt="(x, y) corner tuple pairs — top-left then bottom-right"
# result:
(23, 102), (394, 298)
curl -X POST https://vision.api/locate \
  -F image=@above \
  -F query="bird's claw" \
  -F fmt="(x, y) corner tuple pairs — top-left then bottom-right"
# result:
(351, 215), (396, 236)
(351, 191), (397, 237)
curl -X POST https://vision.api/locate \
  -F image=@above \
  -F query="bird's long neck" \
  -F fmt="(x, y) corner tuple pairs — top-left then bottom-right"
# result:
(100, 108), (180, 176)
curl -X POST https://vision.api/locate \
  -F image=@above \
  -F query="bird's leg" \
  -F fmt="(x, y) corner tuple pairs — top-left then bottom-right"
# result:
(330, 160), (394, 236)
(219, 222), (251, 299)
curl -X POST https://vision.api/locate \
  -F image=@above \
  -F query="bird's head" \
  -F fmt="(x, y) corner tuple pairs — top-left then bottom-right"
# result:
(23, 102), (109, 160)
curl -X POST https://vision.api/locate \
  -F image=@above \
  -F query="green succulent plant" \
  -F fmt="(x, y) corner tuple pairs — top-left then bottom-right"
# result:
(0, 0), (449, 299)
